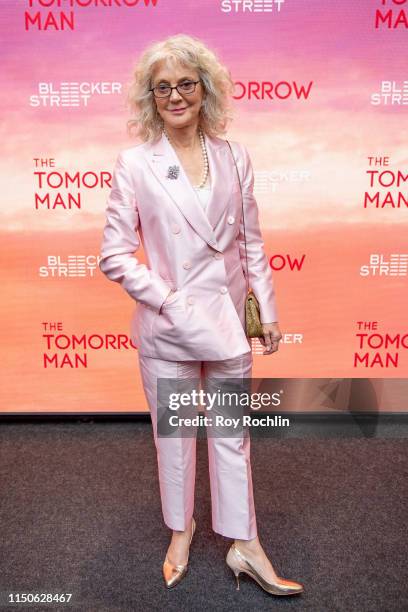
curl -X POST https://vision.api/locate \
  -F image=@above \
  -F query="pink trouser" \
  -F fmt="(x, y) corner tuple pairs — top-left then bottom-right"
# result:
(137, 351), (257, 540)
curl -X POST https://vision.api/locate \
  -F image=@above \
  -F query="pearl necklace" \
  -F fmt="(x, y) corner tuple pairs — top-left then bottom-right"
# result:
(163, 127), (209, 188)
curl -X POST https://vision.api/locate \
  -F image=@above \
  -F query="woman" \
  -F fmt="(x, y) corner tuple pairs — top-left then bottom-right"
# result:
(99, 34), (304, 596)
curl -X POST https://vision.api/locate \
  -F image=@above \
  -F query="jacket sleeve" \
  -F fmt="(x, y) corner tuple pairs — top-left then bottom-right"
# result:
(236, 143), (279, 324)
(98, 151), (171, 313)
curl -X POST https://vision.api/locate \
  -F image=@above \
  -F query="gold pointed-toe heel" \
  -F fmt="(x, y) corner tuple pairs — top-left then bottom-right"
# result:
(162, 517), (196, 589)
(226, 543), (304, 596)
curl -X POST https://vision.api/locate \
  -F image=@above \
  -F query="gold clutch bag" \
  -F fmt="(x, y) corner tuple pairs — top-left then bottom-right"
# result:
(226, 140), (264, 339)
(245, 290), (264, 338)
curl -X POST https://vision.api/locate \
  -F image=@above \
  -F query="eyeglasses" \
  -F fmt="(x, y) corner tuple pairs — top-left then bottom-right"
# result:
(149, 80), (201, 98)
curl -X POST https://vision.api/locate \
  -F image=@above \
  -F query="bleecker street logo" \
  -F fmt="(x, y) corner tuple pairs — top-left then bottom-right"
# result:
(371, 81), (408, 105)
(221, 0), (286, 13)
(25, 0), (159, 31)
(39, 255), (102, 277)
(30, 82), (122, 107)
(360, 254), (408, 277)
(254, 169), (311, 193)
(251, 332), (303, 355)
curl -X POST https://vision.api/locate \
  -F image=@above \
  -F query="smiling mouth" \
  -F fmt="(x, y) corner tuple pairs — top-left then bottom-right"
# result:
(169, 107), (187, 112)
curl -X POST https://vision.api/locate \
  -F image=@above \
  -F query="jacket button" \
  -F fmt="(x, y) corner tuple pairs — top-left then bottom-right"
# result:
(187, 296), (195, 305)
(219, 286), (228, 294)
(171, 223), (181, 234)
(227, 215), (235, 224)
(182, 261), (192, 270)
(213, 252), (223, 259)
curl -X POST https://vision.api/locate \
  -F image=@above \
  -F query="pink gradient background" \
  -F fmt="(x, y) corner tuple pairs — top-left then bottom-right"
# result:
(1, 1), (407, 412)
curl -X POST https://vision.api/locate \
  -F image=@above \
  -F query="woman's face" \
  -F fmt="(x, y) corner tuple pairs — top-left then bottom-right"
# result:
(150, 59), (204, 131)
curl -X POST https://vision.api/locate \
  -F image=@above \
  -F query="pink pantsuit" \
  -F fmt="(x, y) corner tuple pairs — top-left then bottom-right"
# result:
(99, 131), (278, 538)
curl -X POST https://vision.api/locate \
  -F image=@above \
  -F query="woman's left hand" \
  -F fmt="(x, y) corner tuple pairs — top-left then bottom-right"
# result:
(259, 322), (282, 355)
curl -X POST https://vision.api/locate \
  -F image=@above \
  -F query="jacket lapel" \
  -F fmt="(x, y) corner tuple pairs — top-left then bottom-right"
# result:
(143, 131), (234, 249)
(205, 133), (234, 231)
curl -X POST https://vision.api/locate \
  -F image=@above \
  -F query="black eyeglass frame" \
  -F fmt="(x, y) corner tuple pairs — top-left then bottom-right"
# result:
(149, 79), (201, 98)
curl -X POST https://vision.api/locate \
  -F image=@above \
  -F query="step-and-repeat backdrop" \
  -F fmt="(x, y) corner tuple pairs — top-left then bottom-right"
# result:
(2, 1), (408, 413)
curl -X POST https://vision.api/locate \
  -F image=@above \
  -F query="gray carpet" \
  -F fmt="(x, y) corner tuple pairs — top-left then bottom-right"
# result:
(0, 420), (407, 611)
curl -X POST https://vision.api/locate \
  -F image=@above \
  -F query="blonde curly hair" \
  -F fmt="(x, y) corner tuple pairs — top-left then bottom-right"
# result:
(126, 34), (235, 143)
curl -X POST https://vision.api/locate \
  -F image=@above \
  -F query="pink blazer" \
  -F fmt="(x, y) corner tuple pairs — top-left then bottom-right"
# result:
(99, 131), (278, 361)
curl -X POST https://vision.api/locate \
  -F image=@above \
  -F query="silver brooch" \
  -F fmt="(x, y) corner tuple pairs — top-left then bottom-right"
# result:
(167, 165), (180, 180)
